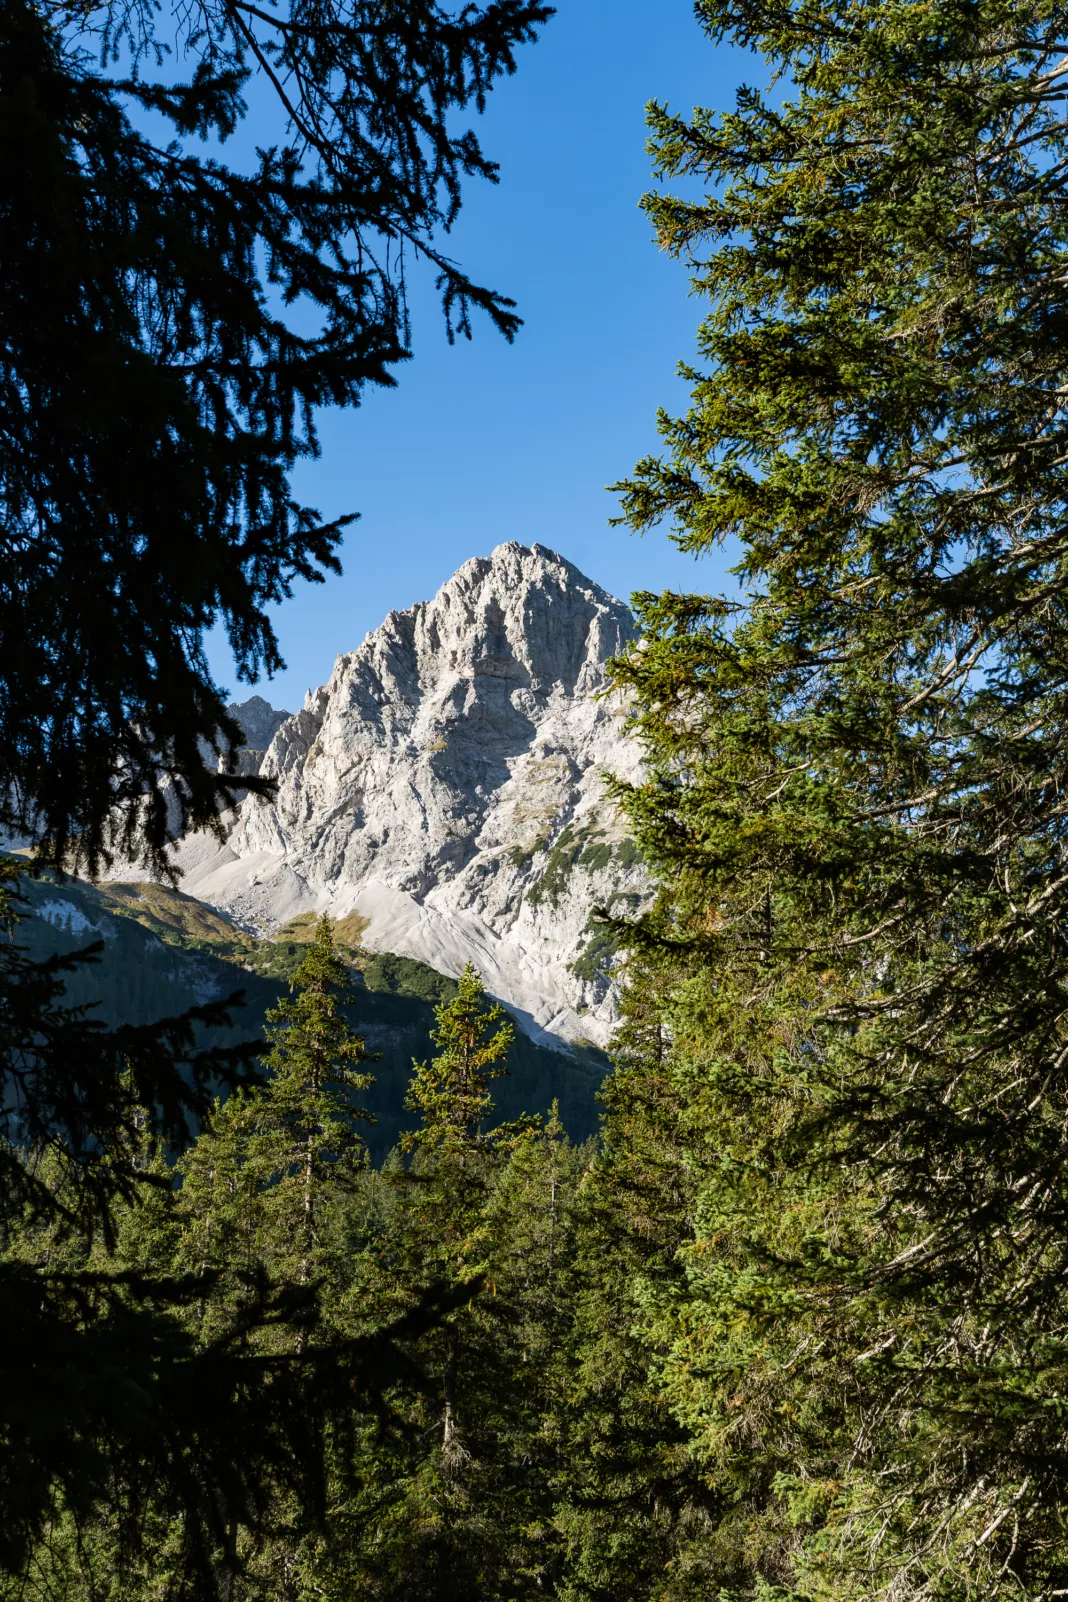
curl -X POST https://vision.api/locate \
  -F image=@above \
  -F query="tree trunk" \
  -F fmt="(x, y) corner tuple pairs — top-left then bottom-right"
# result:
(442, 1332), (461, 1469)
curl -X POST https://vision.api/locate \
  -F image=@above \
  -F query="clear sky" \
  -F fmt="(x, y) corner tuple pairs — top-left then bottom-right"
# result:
(210, 1), (753, 712)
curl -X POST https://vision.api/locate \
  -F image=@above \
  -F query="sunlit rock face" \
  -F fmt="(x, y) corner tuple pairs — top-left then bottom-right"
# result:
(153, 544), (648, 1046)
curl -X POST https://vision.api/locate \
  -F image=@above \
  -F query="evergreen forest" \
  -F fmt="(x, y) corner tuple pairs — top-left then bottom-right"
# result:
(7, 0), (1068, 1598)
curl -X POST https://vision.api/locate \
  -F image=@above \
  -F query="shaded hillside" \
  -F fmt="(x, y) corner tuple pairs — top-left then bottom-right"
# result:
(13, 875), (605, 1157)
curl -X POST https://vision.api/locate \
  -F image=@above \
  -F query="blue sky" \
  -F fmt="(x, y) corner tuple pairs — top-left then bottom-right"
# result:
(209, 1), (753, 711)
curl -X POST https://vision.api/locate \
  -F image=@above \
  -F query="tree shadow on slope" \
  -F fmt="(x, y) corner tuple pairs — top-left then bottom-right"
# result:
(14, 878), (606, 1161)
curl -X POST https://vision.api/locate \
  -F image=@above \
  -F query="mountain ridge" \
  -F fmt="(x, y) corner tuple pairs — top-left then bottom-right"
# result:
(111, 543), (648, 1048)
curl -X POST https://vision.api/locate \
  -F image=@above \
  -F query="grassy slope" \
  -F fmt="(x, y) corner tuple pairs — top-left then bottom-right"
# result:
(13, 875), (605, 1157)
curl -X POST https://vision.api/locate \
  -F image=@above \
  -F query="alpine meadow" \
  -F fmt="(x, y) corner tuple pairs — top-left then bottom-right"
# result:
(6, 1), (1068, 1600)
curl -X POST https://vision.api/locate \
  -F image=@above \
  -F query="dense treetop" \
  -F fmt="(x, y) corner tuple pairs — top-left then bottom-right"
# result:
(604, 0), (1068, 1594)
(0, 0), (552, 1576)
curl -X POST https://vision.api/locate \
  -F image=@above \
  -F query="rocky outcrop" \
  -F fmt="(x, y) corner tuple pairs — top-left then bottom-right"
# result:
(224, 695), (293, 776)
(132, 544), (647, 1047)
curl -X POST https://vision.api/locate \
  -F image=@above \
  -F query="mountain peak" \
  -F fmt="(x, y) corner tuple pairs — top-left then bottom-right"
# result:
(144, 549), (647, 1048)
(226, 694), (292, 751)
(451, 539), (625, 606)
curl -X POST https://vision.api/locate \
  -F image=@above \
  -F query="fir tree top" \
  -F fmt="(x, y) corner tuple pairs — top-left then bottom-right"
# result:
(404, 963), (514, 1156)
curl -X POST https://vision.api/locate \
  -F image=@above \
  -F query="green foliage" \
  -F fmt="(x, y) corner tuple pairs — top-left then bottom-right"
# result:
(404, 963), (516, 1154)
(315, 974), (581, 1601)
(569, 919), (617, 986)
(579, 841), (612, 873)
(510, 835), (548, 869)
(361, 950), (458, 1007)
(0, 0), (551, 875)
(527, 823), (613, 906)
(0, 858), (349, 1591)
(1, 916), (429, 1601)
(571, 892), (645, 992)
(16, 877), (605, 1153)
(527, 824), (579, 905)
(0, 0), (559, 1583)
(552, 967), (717, 1602)
(40, 0), (1068, 1586)
(0, 863), (258, 1244)
(614, 839), (642, 872)
(4, 958), (593, 1602)
(179, 916), (373, 1322)
(4, 897), (596, 1600)
(601, 0), (1068, 1595)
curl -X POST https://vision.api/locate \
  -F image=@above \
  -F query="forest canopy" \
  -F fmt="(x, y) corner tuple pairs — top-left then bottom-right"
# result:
(604, 0), (1068, 1595)
(12, 0), (1068, 1599)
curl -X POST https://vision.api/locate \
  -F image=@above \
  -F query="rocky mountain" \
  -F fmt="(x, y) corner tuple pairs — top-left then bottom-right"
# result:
(208, 694), (294, 781)
(227, 694), (292, 759)
(121, 543), (648, 1048)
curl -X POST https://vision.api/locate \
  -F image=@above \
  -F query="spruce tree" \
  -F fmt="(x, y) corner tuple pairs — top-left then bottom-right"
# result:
(177, 913), (373, 1351)
(335, 964), (543, 1600)
(608, 1), (1068, 1595)
(404, 961), (515, 1164)
(554, 969), (714, 1602)
(0, 914), (392, 1598)
(477, 1103), (586, 1595)
(0, 0), (551, 873)
(399, 962), (515, 1486)
(0, 0), (551, 1573)
(167, 915), (377, 1590)
(0, 860), (272, 1585)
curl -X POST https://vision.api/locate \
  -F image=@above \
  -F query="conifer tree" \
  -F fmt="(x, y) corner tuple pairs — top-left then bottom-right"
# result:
(166, 915), (377, 1589)
(0, 915), (385, 1598)
(0, 0), (550, 1575)
(405, 963), (514, 1155)
(554, 969), (714, 1601)
(177, 914), (373, 1347)
(0, 0), (551, 874)
(401, 963), (515, 1471)
(0, 860), (274, 1586)
(481, 1104), (586, 1595)
(332, 965), (546, 1600)
(608, 1), (1068, 1595)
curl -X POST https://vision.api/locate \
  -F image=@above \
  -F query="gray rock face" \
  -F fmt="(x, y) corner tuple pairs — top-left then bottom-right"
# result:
(225, 695), (293, 774)
(153, 544), (647, 1046)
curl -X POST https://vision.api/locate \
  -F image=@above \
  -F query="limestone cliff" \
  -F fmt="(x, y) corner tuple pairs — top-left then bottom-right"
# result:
(226, 694), (292, 766)
(147, 543), (647, 1046)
